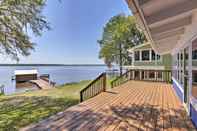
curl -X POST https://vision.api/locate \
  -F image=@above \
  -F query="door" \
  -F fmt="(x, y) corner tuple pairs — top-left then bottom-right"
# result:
(183, 48), (190, 108)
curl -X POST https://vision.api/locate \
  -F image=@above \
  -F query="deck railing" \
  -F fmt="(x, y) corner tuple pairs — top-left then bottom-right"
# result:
(80, 73), (106, 102)
(111, 70), (131, 88)
(111, 69), (172, 88)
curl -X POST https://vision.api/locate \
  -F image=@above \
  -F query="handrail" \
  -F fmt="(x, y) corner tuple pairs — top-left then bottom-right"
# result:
(80, 72), (106, 102)
(111, 69), (172, 88)
(111, 70), (131, 88)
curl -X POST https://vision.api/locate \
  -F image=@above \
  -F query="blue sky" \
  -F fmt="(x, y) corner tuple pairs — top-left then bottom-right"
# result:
(1, 0), (131, 64)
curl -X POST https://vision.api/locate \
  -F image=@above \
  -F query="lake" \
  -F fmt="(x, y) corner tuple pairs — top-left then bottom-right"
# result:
(0, 65), (117, 95)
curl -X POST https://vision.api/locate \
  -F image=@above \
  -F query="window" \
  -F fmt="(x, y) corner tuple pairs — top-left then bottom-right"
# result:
(192, 42), (197, 100)
(142, 50), (150, 61)
(134, 51), (140, 61)
(172, 54), (178, 80)
(179, 52), (184, 85)
(149, 71), (155, 79)
(192, 50), (197, 60)
(173, 51), (186, 88)
(158, 72), (162, 79)
(193, 71), (197, 83)
(152, 50), (156, 60)
(143, 71), (149, 80)
(134, 71), (140, 79)
(152, 50), (161, 61)
(157, 55), (161, 60)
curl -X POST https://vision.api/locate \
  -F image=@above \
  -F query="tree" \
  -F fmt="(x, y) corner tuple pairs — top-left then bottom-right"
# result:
(98, 14), (146, 75)
(0, 0), (50, 61)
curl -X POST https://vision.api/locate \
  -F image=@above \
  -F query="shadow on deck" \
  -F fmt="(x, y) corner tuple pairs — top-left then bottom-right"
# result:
(22, 81), (196, 131)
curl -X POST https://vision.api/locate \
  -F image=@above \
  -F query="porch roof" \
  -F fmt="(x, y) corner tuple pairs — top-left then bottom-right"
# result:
(126, 0), (197, 55)
(128, 42), (151, 52)
(14, 69), (38, 76)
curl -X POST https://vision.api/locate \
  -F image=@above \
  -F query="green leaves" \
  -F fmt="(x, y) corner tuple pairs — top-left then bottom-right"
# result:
(0, 0), (50, 61)
(98, 14), (146, 67)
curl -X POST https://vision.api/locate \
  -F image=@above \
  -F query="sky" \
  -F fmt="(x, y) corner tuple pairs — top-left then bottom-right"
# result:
(0, 0), (131, 64)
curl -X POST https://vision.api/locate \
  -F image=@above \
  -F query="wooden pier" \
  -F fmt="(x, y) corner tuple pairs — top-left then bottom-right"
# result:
(30, 79), (53, 89)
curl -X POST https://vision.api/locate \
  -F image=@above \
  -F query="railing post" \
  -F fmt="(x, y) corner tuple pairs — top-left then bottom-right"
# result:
(80, 91), (83, 102)
(111, 82), (113, 88)
(103, 73), (106, 92)
(129, 70), (132, 80)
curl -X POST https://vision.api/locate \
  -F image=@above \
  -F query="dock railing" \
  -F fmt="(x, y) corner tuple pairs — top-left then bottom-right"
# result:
(111, 69), (172, 88)
(0, 85), (4, 94)
(80, 72), (106, 102)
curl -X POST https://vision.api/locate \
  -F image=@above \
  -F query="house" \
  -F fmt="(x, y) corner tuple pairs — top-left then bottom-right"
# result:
(126, 0), (197, 127)
(21, 1), (197, 130)
(124, 42), (172, 81)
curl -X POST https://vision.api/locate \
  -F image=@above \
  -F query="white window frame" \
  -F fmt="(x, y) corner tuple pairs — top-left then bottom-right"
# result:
(141, 49), (151, 62)
(134, 50), (140, 61)
(192, 49), (197, 61)
(133, 48), (162, 62)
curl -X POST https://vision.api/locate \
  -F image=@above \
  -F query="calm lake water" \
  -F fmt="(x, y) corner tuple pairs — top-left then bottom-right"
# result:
(0, 66), (114, 95)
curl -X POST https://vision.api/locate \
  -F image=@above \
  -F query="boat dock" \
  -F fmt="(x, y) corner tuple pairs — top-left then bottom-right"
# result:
(30, 79), (53, 89)
(14, 70), (55, 90)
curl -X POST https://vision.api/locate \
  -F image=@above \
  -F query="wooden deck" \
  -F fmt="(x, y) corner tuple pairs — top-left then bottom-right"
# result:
(29, 79), (53, 89)
(22, 81), (196, 131)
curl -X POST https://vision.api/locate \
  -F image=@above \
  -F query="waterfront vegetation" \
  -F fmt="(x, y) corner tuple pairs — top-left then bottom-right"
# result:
(0, 81), (88, 130)
(0, 78), (113, 130)
(98, 15), (146, 68)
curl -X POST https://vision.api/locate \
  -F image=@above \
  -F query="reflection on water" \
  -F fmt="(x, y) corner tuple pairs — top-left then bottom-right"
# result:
(0, 66), (110, 95)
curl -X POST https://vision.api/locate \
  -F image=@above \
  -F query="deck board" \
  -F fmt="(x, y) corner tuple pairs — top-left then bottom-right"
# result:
(110, 85), (144, 131)
(102, 83), (143, 131)
(21, 81), (196, 131)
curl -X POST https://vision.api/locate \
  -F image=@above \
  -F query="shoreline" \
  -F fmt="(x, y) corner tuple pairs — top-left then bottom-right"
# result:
(0, 64), (107, 67)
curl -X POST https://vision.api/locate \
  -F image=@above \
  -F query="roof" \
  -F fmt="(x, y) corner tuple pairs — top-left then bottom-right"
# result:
(128, 42), (151, 52)
(14, 69), (38, 75)
(126, 0), (197, 55)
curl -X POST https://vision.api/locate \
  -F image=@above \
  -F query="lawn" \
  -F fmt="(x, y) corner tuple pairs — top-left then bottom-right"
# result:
(0, 78), (113, 130)
(0, 80), (91, 130)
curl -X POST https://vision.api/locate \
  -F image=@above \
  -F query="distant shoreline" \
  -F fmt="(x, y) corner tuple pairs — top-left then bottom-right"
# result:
(0, 64), (106, 67)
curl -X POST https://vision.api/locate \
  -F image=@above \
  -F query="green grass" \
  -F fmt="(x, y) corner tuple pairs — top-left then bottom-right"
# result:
(0, 78), (114, 130)
(0, 80), (91, 130)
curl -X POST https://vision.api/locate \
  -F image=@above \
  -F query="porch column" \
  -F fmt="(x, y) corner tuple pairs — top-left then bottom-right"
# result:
(149, 49), (152, 62)
(188, 42), (193, 113)
(140, 71), (142, 80)
(179, 53), (182, 83)
(132, 70), (135, 79)
(155, 71), (157, 81)
(139, 50), (142, 61)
